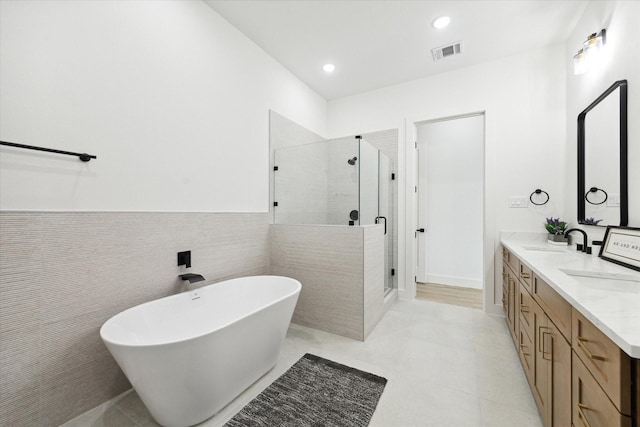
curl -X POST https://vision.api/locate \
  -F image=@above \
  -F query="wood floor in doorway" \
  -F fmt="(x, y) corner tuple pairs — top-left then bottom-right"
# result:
(416, 282), (483, 309)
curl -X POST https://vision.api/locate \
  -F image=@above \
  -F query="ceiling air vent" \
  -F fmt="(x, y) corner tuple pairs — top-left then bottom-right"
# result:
(431, 41), (463, 61)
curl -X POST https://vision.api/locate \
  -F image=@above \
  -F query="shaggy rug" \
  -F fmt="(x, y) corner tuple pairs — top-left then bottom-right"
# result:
(225, 353), (387, 427)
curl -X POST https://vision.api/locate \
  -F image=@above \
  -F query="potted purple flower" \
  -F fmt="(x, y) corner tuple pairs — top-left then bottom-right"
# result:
(545, 217), (569, 244)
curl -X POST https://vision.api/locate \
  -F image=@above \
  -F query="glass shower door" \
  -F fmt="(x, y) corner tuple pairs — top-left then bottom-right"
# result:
(358, 138), (379, 226)
(379, 152), (394, 294)
(273, 137), (358, 225)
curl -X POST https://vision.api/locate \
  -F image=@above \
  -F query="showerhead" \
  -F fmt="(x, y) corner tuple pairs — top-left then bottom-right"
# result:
(347, 157), (358, 165)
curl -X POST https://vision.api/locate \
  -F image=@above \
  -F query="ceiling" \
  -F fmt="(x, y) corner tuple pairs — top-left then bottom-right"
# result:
(204, 0), (588, 100)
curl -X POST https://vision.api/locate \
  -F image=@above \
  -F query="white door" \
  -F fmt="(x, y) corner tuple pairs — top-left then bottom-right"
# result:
(415, 114), (484, 289)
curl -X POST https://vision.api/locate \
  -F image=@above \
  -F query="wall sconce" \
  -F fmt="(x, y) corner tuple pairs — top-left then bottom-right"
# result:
(573, 29), (606, 75)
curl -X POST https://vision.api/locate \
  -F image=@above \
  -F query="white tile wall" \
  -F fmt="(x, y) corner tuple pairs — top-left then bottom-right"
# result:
(0, 211), (269, 426)
(270, 224), (386, 341)
(274, 141), (329, 224)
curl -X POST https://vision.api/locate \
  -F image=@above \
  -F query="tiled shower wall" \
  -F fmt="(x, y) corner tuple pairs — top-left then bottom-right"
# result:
(0, 211), (269, 427)
(274, 142), (330, 224)
(269, 224), (384, 341)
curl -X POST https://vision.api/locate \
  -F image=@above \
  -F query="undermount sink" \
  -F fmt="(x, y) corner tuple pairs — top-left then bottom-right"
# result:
(521, 245), (568, 253)
(559, 268), (640, 283)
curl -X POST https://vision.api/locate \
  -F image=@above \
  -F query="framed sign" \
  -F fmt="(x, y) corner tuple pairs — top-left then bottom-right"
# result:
(598, 226), (640, 271)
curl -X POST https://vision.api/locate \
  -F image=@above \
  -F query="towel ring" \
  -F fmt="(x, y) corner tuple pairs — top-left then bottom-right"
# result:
(584, 187), (608, 205)
(529, 189), (549, 206)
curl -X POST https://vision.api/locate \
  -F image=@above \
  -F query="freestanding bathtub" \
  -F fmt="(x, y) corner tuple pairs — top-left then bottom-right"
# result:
(100, 275), (301, 427)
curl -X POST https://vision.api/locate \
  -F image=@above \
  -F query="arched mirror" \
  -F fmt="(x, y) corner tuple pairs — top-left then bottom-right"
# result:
(578, 79), (628, 226)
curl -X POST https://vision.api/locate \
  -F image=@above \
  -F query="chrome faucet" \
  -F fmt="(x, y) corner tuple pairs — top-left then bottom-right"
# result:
(564, 228), (591, 254)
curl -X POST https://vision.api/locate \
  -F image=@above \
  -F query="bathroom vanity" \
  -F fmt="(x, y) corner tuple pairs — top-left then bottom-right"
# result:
(500, 235), (639, 427)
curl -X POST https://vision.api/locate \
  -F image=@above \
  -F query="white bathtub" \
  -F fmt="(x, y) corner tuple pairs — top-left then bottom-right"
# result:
(100, 275), (301, 427)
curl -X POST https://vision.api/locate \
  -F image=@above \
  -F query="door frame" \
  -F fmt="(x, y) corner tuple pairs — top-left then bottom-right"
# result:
(403, 110), (499, 315)
(415, 113), (485, 285)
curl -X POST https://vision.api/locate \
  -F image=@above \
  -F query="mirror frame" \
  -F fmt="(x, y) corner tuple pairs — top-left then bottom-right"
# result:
(577, 79), (628, 226)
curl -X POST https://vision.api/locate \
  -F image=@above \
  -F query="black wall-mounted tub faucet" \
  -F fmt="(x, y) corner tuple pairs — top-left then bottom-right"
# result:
(564, 228), (591, 254)
(179, 273), (205, 284)
(177, 251), (191, 268)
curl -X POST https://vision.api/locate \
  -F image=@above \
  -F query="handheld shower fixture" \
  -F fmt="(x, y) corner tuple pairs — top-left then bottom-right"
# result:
(347, 157), (358, 165)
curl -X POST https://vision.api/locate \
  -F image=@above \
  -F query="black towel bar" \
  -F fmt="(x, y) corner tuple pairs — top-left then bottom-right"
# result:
(0, 140), (96, 162)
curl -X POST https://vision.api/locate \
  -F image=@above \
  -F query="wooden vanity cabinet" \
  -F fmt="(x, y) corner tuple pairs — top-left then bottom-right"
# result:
(500, 246), (637, 427)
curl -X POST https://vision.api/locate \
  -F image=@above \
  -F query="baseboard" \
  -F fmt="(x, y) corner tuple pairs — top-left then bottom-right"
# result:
(425, 274), (482, 289)
(397, 288), (414, 300)
(485, 302), (504, 316)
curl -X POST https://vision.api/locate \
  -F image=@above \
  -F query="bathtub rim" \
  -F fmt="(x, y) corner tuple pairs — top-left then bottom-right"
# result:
(100, 275), (301, 349)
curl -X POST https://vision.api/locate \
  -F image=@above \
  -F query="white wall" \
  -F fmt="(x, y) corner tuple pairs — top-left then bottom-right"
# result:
(564, 0), (640, 238)
(327, 45), (566, 311)
(417, 116), (484, 289)
(0, 0), (327, 212)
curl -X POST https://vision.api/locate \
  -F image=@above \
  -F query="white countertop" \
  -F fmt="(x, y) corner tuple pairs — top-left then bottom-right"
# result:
(500, 232), (640, 358)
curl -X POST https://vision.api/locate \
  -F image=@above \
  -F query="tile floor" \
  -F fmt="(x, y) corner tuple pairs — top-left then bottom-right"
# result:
(62, 299), (543, 427)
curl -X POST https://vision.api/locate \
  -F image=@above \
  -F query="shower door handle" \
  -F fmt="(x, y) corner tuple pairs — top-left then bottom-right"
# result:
(375, 216), (387, 235)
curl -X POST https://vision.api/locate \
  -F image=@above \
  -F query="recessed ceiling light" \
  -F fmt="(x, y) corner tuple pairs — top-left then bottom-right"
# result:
(323, 63), (335, 73)
(432, 16), (451, 29)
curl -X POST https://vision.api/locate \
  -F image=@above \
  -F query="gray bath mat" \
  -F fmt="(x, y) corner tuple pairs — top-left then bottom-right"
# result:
(225, 353), (387, 427)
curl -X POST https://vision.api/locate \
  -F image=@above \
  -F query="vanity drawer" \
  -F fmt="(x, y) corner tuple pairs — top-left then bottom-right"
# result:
(572, 309), (632, 415)
(532, 274), (571, 341)
(502, 246), (518, 275)
(572, 352), (631, 427)
(518, 284), (534, 340)
(518, 261), (533, 292)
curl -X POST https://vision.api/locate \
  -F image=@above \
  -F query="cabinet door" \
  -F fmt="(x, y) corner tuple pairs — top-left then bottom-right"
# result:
(518, 321), (535, 383)
(572, 309), (632, 415)
(547, 319), (571, 427)
(532, 302), (550, 422)
(518, 285), (534, 341)
(502, 264), (509, 317)
(572, 352), (632, 427)
(507, 275), (518, 341)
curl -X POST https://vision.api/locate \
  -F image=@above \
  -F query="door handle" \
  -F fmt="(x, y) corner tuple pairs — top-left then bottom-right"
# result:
(375, 216), (387, 235)
(416, 228), (425, 233)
